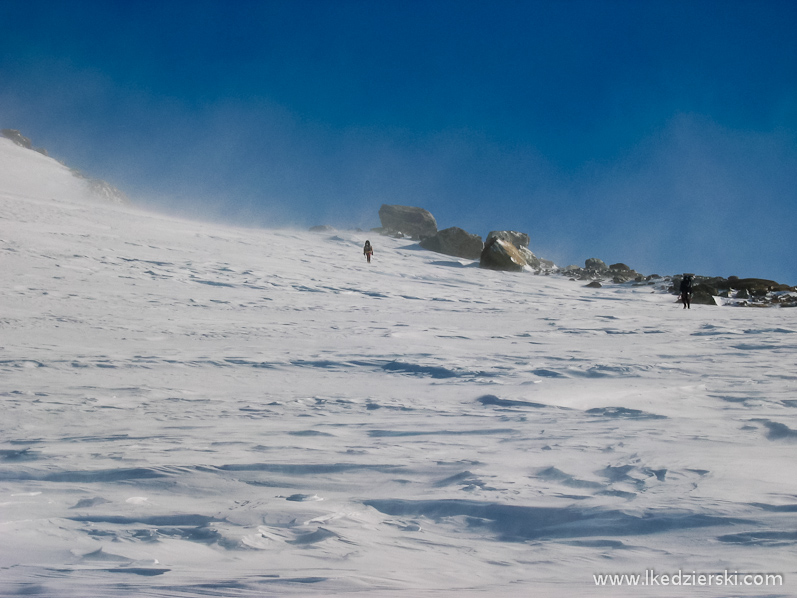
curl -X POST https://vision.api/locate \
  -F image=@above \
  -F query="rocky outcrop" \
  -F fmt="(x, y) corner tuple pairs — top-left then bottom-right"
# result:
(309, 225), (335, 232)
(419, 227), (483, 260)
(2, 129), (48, 155)
(562, 258), (644, 282)
(479, 237), (527, 272)
(378, 204), (437, 239)
(2, 129), (33, 149)
(669, 274), (796, 307)
(672, 275), (792, 297)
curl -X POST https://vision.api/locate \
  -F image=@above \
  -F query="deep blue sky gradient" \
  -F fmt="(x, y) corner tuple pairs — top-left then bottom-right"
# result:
(2, 0), (796, 282)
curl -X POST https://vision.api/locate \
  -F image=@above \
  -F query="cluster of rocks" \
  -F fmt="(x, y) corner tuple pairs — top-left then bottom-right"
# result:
(565, 264), (795, 306)
(318, 203), (796, 308)
(561, 258), (652, 285)
(371, 204), (554, 273)
(670, 274), (796, 307)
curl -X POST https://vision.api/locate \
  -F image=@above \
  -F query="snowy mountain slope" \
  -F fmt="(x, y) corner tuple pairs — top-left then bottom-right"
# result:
(0, 137), (98, 203)
(1, 139), (797, 596)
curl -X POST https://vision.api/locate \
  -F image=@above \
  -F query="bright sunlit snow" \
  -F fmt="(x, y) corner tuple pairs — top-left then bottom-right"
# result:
(1, 137), (796, 596)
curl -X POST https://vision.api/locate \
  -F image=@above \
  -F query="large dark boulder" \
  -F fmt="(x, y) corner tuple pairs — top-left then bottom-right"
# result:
(419, 227), (483, 260)
(485, 230), (542, 268)
(486, 230), (530, 248)
(480, 237), (527, 272)
(378, 204), (437, 239)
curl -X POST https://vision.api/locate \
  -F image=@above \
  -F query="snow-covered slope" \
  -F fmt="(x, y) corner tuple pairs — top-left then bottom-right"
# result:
(1, 138), (796, 597)
(0, 137), (98, 203)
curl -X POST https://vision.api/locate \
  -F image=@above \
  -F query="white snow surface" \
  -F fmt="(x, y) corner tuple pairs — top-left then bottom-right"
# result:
(2, 138), (797, 596)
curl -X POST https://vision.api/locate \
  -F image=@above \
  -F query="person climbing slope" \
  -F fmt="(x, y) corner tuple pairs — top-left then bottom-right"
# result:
(679, 274), (693, 309)
(363, 240), (374, 263)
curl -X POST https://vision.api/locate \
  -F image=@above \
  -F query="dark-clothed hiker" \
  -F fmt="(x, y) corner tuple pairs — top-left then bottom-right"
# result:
(679, 274), (693, 309)
(363, 240), (374, 263)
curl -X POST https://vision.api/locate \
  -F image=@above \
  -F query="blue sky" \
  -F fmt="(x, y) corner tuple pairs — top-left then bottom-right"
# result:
(2, 0), (796, 283)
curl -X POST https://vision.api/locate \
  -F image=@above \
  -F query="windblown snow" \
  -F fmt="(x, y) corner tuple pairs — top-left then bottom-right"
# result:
(1, 137), (796, 596)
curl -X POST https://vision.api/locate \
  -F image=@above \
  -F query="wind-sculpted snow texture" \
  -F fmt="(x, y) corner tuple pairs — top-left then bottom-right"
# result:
(1, 141), (796, 596)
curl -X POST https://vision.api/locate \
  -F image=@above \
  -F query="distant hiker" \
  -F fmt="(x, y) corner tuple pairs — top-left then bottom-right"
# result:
(363, 240), (374, 263)
(679, 274), (693, 309)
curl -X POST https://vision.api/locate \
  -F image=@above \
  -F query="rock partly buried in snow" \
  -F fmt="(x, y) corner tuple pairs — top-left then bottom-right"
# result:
(486, 230), (530, 249)
(378, 204), (437, 239)
(480, 237), (527, 272)
(309, 225), (335, 232)
(419, 227), (483, 260)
